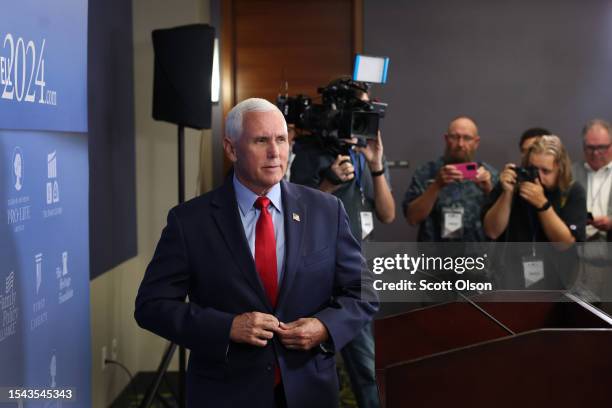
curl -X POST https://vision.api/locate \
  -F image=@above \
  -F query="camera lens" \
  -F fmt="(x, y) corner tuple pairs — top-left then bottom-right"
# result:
(352, 114), (367, 133)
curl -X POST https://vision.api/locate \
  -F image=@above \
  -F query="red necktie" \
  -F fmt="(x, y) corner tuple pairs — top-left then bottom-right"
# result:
(254, 197), (281, 386)
(254, 197), (278, 307)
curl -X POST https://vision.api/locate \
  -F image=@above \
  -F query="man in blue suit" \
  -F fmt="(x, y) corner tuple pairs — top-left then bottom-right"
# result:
(135, 98), (378, 408)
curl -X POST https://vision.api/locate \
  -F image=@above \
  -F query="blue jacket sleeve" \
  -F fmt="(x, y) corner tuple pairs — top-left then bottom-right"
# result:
(313, 199), (379, 351)
(134, 208), (234, 364)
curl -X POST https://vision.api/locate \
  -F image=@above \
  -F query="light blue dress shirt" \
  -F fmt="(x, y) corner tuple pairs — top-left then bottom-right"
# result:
(233, 175), (286, 283)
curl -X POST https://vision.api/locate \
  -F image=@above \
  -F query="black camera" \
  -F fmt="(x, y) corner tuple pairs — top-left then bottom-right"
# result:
(515, 166), (539, 183)
(277, 78), (386, 148)
(276, 94), (312, 127)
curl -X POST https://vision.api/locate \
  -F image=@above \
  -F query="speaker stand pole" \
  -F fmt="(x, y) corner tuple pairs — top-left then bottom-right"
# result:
(138, 125), (187, 408)
(177, 124), (186, 408)
(178, 124), (185, 204)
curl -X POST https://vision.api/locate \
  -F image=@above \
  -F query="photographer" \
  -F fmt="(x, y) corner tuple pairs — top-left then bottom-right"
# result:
(289, 79), (393, 408)
(571, 119), (612, 305)
(483, 135), (586, 288)
(484, 135), (585, 243)
(290, 80), (395, 239)
(403, 116), (497, 242)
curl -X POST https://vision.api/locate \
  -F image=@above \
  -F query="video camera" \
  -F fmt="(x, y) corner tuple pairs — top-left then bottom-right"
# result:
(277, 55), (389, 153)
(277, 78), (386, 148)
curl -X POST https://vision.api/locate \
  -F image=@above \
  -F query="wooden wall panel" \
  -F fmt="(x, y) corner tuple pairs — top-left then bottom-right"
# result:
(221, 0), (361, 171)
(231, 0), (356, 103)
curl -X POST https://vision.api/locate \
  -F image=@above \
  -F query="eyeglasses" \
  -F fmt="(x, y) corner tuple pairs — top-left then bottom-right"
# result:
(446, 134), (476, 143)
(584, 144), (611, 153)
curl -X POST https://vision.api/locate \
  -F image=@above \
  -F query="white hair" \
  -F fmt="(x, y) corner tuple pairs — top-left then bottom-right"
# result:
(582, 118), (612, 140)
(225, 98), (286, 141)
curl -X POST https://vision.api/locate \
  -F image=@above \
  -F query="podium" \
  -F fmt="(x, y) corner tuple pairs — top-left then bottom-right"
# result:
(375, 291), (612, 408)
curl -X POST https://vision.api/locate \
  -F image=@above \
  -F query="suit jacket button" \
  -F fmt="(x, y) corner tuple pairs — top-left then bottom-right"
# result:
(266, 364), (273, 371)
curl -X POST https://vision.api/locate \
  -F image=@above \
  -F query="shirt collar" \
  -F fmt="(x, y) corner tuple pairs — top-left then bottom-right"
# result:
(584, 161), (612, 173)
(233, 174), (282, 216)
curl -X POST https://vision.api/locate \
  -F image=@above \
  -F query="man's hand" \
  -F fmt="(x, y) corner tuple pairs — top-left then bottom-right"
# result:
(354, 131), (384, 172)
(435, 164), (463, 188)
(330, 154), (355, 183)
(475, 166), (493, 193)
(592, 215), (612, 231)
(499, 163), (517, 193)
(319, 154), (355, 193)
(230, 312), (279, 347)
(519, 178), (547, 209)
(275, 318), (329, 351)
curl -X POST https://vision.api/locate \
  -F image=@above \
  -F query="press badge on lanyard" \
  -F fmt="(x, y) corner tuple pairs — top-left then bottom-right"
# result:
(349, 149), (373, 240)
(522, 211), (544, 287)
(522, 255), (544, 287)
(360, 211), (374, 240)
(441, 206), (464, 239)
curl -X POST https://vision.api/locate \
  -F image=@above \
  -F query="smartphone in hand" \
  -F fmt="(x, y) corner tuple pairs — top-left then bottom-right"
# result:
(453, 162), (478, 181)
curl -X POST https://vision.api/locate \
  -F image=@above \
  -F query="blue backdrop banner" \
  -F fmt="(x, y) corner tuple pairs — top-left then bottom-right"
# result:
(0, 131), (91, 406)
(0, 0), (90, 406)
(0, 0), (88, 133)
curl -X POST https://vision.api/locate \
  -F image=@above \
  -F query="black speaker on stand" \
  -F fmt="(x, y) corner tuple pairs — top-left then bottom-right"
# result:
(141, 23), (215, 408)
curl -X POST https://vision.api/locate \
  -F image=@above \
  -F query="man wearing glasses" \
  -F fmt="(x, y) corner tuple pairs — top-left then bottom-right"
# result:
(572, 119), (612, 305)
(573, 119), (612, 238)
(403, 116), (498, 242)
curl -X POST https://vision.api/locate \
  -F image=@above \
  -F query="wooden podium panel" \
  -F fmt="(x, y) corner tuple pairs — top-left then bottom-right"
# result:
(375, 291), (612, 407)
(375, 301), (511, 369)
(473, 291), (612, 331)
(385, 330), (612, 408)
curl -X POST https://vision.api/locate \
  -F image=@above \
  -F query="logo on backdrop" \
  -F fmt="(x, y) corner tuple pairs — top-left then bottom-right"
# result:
(7, 147), (31, 233)
(50, 353), (57, 387)
(57, 251), (73, 304)
(62, 251), (68, 276)
(12, 147), (23, 192)
(35, 253), (43, 295)
(0, 34), (58, 108)
(45, 352), (63, 408)
(31, 254), (48, 331)
(43, 149), (62, 219)
(42, 350), (62, 408)
(0, 271), (18, 343)
(46, 151), (59, 204)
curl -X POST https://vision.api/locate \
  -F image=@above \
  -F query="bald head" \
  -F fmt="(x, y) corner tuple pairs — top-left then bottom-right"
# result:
(444, 116), (480, 163)
(447, 116), (479, 136)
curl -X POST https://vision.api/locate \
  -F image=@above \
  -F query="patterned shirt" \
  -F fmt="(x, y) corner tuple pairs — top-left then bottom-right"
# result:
(403, 157), (498, 242)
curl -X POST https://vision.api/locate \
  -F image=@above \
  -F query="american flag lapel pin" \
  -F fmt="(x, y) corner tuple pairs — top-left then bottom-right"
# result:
(292, 213), (300, 222)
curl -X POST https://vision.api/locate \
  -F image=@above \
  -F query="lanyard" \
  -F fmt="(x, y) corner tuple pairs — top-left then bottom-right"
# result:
(526, 204), (538, 256)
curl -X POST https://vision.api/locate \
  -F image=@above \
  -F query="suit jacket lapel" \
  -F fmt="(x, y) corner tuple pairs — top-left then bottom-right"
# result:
(211, 179), (272, 311)
(577, 164), (588, 189)
(606, 166), (612, 216)
(277, 181), (305, 311)
(576, 162), (612, 217)
(576, 162), (612, 220)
